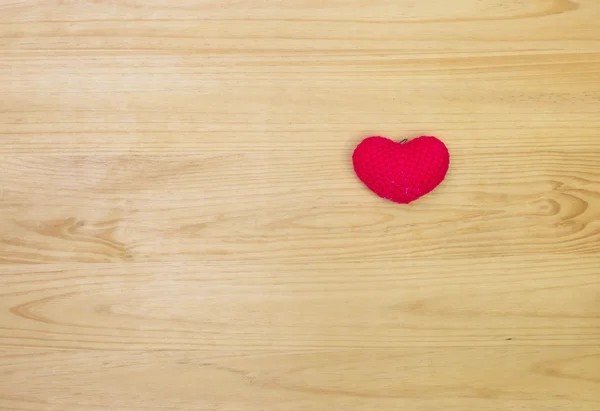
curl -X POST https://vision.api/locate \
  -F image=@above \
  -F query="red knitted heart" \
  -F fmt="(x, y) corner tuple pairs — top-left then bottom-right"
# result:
(352, 136), (449, 204)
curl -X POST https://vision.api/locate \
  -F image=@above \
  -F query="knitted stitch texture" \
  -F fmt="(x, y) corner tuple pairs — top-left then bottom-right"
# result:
(352, 136), (449, 204)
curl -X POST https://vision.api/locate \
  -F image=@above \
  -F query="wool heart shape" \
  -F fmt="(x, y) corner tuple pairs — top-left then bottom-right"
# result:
(352, 136), (450, 204)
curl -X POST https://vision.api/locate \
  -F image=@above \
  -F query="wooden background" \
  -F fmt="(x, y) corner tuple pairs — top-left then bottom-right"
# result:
(1, 0), (600, 410)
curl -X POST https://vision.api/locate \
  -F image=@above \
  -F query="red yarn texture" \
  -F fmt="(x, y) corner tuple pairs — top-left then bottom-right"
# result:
(352, 136), (449, 204)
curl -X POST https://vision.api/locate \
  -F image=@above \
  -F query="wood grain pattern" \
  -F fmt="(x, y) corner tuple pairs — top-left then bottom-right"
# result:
(1, 0), (600, 410)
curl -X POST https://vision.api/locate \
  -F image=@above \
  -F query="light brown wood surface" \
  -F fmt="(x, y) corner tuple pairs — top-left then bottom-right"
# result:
(1, 1), (600, 410)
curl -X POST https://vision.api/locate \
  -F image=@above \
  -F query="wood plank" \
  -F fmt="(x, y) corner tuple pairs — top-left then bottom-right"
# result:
(1, 346), (599, 411)
(1, 259), (599, 409)
(1, 258), (600, 350)
(0, 152), (599, 262)
(1, 2), (600, 155)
